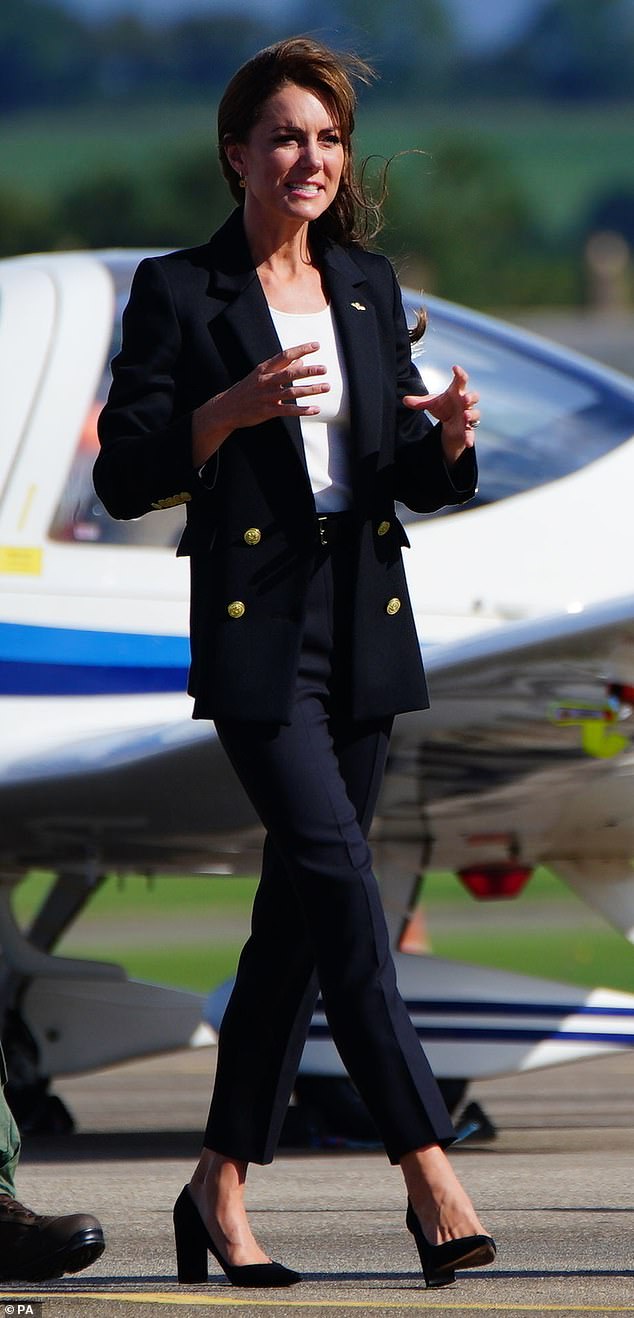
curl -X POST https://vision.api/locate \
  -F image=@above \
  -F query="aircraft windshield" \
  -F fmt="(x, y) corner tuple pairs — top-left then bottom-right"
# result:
(407, 303), (634, 515)
(49, 258), (185, 549)
(48, 262), (634, 548)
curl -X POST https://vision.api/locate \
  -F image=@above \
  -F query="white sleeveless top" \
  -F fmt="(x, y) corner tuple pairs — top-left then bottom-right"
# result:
(269, 304), (352, 512)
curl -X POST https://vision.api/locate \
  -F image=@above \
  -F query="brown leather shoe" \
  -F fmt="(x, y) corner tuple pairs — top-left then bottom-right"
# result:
(0, 1193), (105, 1281)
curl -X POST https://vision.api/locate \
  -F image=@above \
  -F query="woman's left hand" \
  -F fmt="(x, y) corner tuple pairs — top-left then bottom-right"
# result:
(403, 364), (479, 467)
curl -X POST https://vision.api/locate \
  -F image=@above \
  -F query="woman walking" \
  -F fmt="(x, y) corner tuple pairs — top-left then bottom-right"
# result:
(94, 36), (495, 1290)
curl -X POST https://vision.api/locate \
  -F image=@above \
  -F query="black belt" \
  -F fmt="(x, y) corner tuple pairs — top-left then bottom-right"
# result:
(316, 512), (354, 548)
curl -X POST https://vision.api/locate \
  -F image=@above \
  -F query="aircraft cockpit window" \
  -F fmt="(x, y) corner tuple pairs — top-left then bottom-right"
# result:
(49, 260), (184, 549)
(404, 303), (634, 517)
(49, 269), (634, 544)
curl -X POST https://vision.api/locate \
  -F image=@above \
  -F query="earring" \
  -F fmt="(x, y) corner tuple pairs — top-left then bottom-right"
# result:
(238, 176), (246, 189)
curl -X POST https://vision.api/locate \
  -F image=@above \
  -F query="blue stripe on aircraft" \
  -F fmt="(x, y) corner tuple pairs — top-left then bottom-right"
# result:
(314, 998), (634, 1019)
(309, 999), (634, 1047)
(307, 1023), (634, 1046)
(0, 621), (189, 695)
(403, 999), (634, 1019)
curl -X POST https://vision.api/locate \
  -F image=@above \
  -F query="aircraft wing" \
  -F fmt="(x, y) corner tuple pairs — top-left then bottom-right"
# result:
(425, 589), (634, 694)
(3, 592), (634, 878)
(0, 697), (263, 875)
(377, 591), (634, 878)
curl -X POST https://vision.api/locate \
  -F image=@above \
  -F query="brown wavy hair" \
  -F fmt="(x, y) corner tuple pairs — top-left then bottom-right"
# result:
(217, 36), (427, 340)
(217, 36), (380, 247)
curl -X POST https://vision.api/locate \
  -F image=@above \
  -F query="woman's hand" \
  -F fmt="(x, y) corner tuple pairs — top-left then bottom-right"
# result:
(403, 364), (479, 467)
(192, 342), (329, 467)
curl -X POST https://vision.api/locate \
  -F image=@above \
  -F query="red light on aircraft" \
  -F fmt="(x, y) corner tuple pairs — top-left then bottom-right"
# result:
(457, 864), (533, 900)
(608, 682), (634, 706)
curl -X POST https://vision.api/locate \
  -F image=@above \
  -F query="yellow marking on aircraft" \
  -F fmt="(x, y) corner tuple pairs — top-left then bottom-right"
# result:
(0, 544), (42, 575)
(17, 482), (37, 530)
(548, 699), (629, 758)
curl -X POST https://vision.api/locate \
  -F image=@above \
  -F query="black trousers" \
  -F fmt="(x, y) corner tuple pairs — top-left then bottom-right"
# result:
(205, 537), (454, 1164)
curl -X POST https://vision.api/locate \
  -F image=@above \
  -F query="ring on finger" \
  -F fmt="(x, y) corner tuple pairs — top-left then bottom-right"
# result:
(468, 417), (480, 428)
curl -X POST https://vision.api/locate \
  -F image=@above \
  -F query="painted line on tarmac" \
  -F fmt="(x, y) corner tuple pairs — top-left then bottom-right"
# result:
(35, 1295), (634, 1312)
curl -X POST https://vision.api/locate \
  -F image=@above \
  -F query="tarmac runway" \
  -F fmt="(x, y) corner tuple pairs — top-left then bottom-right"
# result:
(3, 1046), (634, 1318)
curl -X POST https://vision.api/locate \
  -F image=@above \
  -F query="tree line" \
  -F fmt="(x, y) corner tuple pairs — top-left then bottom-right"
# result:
(2, 0), (633, 307)
(0, 135), (596, 308)
(2, 0), (633, 113)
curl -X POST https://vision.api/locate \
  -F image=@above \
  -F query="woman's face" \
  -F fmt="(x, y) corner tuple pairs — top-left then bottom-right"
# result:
(227, 83), (345, 230)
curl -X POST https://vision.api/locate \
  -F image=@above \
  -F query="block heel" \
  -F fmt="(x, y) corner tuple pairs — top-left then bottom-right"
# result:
(173, 1186), (301, 1288)
(174, 1186), (209, 1282)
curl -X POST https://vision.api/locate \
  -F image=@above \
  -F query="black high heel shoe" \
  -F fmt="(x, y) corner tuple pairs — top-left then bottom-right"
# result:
(173, 1186), (301, 1287)
(405, 1199), (496, 1289)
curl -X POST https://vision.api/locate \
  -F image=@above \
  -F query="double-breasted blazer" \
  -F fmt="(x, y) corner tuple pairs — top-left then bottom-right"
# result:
(94, 207), (477, 724)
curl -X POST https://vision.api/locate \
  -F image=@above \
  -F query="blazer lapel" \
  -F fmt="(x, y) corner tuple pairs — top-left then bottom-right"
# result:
(321, 244), (384, 464)
(203, 210), (309, 478)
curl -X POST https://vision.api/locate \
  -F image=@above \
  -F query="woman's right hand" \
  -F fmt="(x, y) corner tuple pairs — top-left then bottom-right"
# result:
(192, 342), (329, 467)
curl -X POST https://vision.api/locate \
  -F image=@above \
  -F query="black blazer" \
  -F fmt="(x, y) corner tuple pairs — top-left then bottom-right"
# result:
(94, 208), (477, 723)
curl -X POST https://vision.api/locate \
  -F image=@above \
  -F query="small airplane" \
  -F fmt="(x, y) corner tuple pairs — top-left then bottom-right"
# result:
(2, 246), (634, 1138)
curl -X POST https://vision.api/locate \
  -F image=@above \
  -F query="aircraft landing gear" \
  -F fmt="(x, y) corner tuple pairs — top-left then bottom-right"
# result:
(1, 1009), (74, 1135)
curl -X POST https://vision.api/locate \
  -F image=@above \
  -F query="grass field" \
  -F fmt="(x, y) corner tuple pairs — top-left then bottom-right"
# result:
(2, 98), (634, 239)
(13, 865), (634, 996)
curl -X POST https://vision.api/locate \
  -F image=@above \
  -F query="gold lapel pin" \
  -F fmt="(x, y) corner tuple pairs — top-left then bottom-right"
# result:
(350, 301), (366, 311)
